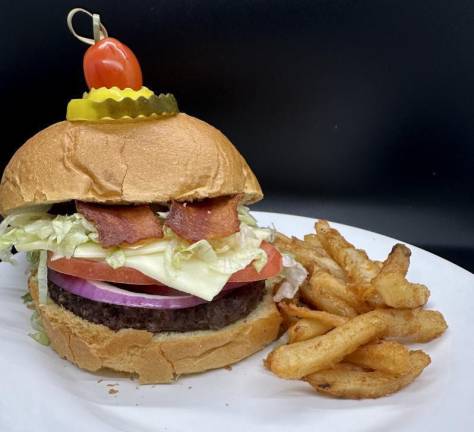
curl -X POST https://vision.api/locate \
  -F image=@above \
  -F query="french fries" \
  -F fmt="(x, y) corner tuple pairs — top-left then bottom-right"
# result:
(305, 350), (431, 399)
(345, 340), (411, 376)
(277, 302), (349, 327)
(287, 319), (333, 343)
(301, 274), (358, 318)
(266, 311), (386, 379)
(375, 308), (448, 343)
(266, 219), (447, 399)
(274, 232), (345, 279)
(281, 303), (447, 344)
(306, 269), (368, 315)
(315, 220), (379, 285)
(372, 245), (430, 308)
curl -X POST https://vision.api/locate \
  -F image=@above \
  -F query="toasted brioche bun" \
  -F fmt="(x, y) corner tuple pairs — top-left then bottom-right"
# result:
(0, 113), (262, 215)
(29, 276), (281, 384)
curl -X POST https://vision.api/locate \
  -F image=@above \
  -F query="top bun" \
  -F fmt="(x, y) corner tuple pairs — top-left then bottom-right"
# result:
(0, 113), (262, 215)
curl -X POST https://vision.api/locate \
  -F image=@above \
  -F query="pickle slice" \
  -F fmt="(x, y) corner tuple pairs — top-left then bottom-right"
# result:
(67, 93), (179, 121)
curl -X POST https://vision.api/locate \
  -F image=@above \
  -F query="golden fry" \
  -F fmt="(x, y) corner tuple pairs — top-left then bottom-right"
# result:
(287, 319), (333, 343)
(311, 269), (369, 313)
(305, 350), (431, 399)
(376, 308), (448, 343)
(303, 233), (323, 248)
(278, 302), (349, 327)
(315, 220), (380, 284)
(266, 311), (386, 379)
(372, 244), (430, 308)
(281, 304), (447, 344)
(349, 282), (385, 308)
(274, 232), (345, 279)
(345, 340), (411, 376)
(383, 243), (410, 276)
(302, 271), (358, 317)
(269, 220), (445, 399)
(276, 299), (300, 333)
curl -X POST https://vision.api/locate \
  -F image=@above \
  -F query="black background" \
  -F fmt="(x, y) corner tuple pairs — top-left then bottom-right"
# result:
(1, 1), (473, 271)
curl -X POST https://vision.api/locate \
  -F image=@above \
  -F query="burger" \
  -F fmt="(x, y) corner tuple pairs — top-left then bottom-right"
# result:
(0, 12), (306, 384)
(0, 113), (296, 383)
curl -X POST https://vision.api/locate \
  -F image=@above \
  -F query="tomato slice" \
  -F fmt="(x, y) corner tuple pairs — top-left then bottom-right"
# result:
(47, 241), (282, 285)
(229, 241), (282, 282)
(47, 255), (156, 285)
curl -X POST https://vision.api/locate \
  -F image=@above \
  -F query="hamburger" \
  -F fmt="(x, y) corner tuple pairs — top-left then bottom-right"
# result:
(0, 113), (310, 383)
(0, 11), (306, 384)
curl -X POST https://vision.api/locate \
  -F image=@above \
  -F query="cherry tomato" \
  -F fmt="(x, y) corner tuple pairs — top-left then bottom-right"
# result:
(47, 242), (282, 285)
(83, 37), (143, 90)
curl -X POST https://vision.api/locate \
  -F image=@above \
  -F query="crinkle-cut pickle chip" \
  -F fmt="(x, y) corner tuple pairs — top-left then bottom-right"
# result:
(67, 88), (179, 121)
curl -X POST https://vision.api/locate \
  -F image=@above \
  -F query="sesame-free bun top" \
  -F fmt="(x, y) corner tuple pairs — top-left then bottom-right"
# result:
(0, 113), (263, 215)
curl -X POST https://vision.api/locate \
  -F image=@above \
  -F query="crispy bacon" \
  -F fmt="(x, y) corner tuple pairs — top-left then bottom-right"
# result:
(76, 201), (163, 247)
(166, 195), (241, 242)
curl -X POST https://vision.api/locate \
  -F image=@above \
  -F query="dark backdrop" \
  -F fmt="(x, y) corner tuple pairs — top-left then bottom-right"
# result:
(1, 0), (473, 271)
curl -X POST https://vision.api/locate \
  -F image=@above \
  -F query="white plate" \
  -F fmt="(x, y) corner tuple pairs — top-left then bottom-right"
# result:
(0, 211), (472, 432)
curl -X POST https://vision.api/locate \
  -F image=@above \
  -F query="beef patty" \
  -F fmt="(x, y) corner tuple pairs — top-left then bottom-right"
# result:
(48, 280), (265, 333)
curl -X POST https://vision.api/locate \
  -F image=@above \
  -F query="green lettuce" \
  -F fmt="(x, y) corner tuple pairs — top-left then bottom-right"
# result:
(237, 205), (257, 226)
(0, 212), (98, 262)
(37, 250), (48, 304)
(0, 207), (276, 300)
(271, 253), (308, 302)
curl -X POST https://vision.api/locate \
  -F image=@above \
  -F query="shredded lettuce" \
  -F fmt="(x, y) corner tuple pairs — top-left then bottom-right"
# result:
(37, 250), (48, 305)
(271, 254), (308, 302)
(30, 310), (43, 331)
(0, 207), (276, 301)
(21, 291), (33, 304)
(28, 308), (50, 346)
(105, 249), (126, 269)
(29, 331), (50, 346)
(118, 222), (274, 300)
(26, 250), (40, 267)
(0, 212), (98, 262)
(237, 205), (257, 227)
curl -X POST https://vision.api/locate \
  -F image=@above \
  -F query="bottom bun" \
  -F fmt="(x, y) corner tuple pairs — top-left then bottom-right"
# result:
(29, 276), (282, 384)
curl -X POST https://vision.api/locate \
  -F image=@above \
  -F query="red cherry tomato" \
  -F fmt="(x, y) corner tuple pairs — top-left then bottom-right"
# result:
(83, 37), (143, 90)
(47, 242), (282, 285)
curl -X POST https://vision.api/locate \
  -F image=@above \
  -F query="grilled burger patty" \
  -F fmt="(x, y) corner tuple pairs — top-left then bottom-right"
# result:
(48, 280), (265, 332)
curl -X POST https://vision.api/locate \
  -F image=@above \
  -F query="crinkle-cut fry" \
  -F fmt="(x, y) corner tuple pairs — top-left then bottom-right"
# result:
(288, 318), (333, 343)
(345, 340), (411, 376)
(372, 244), (430, 308)
(278, 302), (349, 327)
(304, 350), (431, 399)
(375, 308), (448, 343)
(301, 271), (358, 317)
(274, 232), (345, 279)
(266, 311), (386, 379)
(316, 220), (380, 284)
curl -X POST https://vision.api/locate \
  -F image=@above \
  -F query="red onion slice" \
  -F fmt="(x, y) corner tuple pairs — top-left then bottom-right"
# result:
(48, 269), (244, 309)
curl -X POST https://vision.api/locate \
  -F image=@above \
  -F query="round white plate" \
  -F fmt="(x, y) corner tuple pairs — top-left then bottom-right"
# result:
(0, 211), (472, 432)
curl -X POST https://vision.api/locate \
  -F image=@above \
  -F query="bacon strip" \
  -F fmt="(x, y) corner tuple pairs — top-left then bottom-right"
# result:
(166, 195), (241, 243)
(76, 201), (163, 247)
